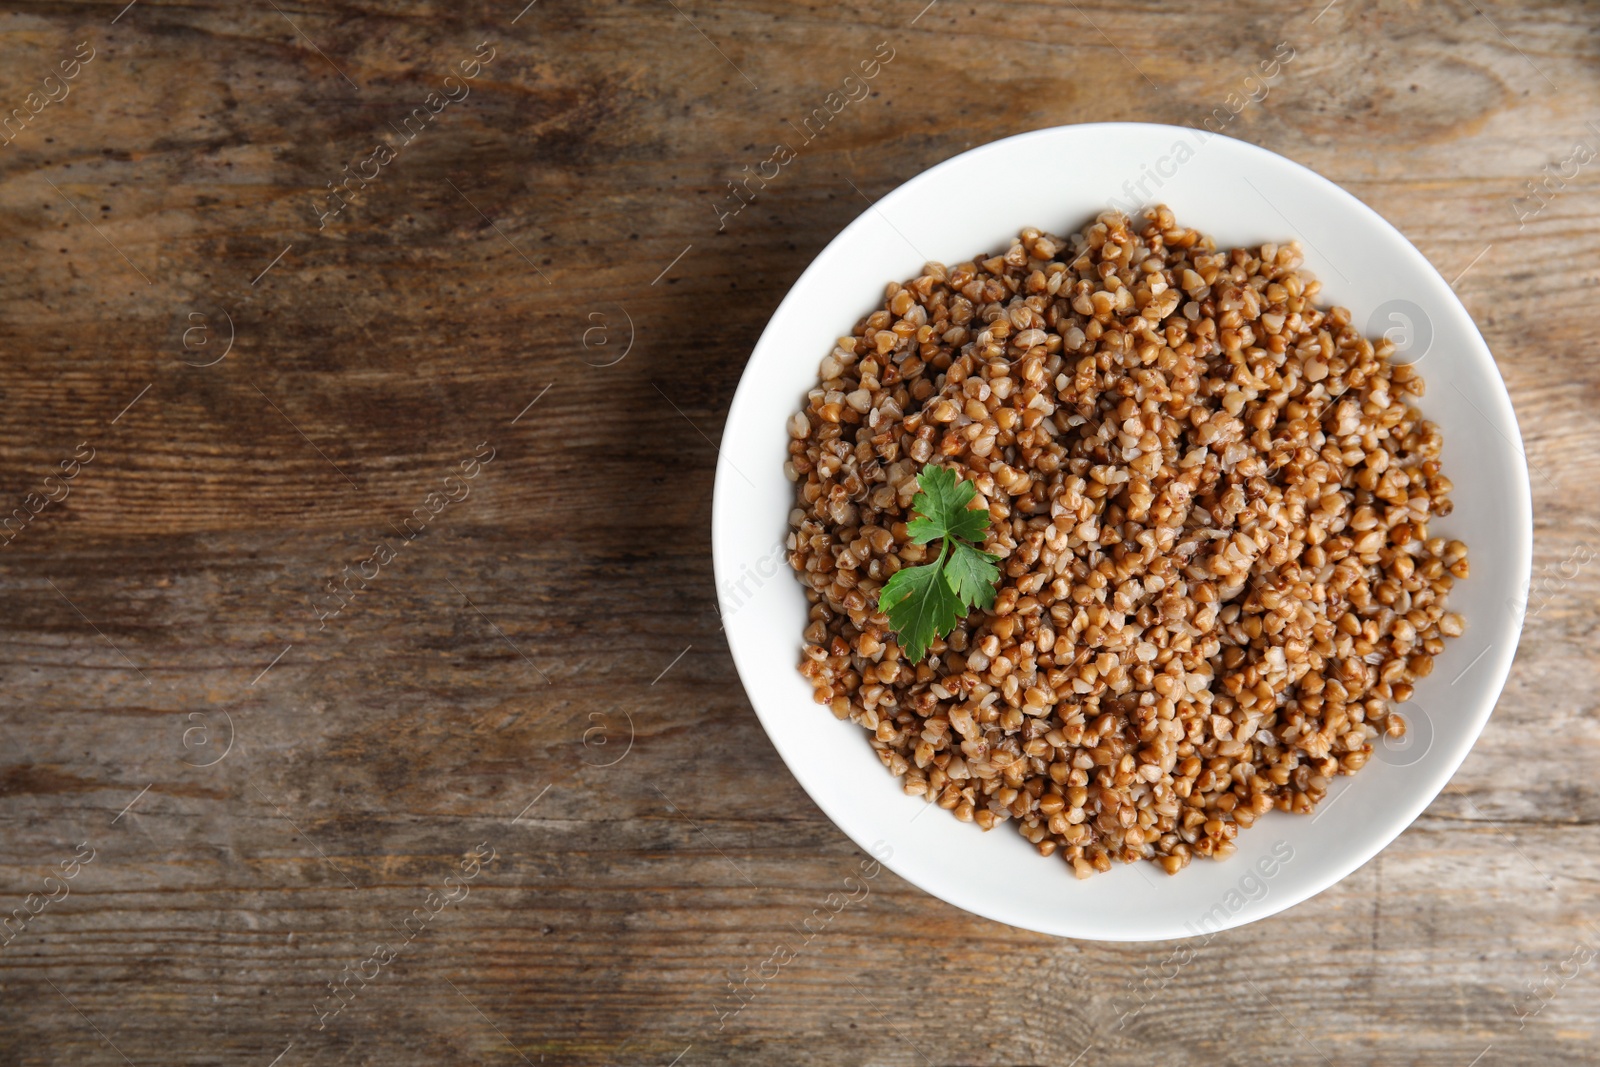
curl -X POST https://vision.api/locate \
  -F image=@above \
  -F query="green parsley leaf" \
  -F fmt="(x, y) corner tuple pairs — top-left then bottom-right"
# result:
(903, 465), (989, 545)
(876, 464), (1002, 660)
(878, 554), (964, 665)
(944, 541), (1002, 611)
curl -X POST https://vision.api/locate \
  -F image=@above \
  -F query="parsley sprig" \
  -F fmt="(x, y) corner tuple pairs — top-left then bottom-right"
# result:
(877, 465), (1002, 661)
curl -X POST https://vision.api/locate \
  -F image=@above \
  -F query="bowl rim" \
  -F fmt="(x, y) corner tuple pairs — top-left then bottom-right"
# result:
(711, 121), (1533, 941)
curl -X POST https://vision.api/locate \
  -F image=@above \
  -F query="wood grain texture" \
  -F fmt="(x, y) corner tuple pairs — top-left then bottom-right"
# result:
(0, 0), (1597, 1063)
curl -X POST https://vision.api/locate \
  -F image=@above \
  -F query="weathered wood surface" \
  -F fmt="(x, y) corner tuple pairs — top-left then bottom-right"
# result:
(0, 0), (1597, 1063)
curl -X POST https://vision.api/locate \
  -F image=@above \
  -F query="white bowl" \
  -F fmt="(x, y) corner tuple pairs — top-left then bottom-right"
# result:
(711, 123), (1532, 941)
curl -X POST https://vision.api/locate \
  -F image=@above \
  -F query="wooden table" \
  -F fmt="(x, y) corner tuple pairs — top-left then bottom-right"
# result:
(1, 1), (1595, 1063)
